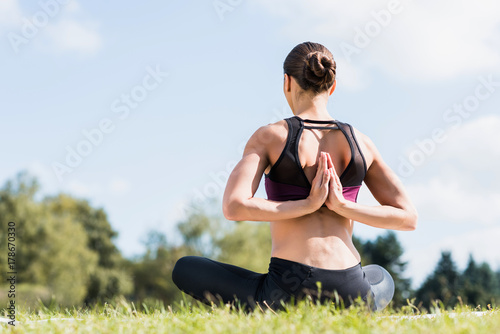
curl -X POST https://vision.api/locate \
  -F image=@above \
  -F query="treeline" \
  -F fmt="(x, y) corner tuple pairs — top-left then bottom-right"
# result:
(416, 251), (500, 309)
(0, 172), (132, 307)
(0, 173), (499, 311)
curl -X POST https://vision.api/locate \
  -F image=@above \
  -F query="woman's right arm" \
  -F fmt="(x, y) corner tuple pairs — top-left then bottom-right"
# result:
(325, 131), (418, 231)
(222, 125), (330, 222)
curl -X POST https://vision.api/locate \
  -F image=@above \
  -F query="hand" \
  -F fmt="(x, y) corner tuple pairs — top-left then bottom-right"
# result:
(324, 152), (347, 211)
(306, 152), (331, 211)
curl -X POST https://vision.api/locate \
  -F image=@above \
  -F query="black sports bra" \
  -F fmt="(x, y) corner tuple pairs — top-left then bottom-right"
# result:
(264, 115), (367, 203)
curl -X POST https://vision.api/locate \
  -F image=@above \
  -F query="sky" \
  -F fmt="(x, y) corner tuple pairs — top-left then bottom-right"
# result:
(1, 0), (499, 289)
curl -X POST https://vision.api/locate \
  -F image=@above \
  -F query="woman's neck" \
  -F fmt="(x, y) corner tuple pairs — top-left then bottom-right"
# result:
(293, 108), (334, 121)
(291, 94), (333, 120)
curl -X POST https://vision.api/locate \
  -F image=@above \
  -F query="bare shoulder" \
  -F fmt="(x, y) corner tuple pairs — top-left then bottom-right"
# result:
(244, 119), (288, 153)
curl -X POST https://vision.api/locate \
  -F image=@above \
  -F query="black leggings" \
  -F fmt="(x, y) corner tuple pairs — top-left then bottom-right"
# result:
(172, 256), (374, 311)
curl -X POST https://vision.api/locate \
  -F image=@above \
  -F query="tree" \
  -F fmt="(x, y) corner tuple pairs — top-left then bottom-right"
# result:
(44, 194), (133, 304)
(128, 230), (188, 305)
(176, 199), (225, 258)
(0, 172), (98, 307)
(215, 221), (271, 273)
(0, 172), (132, 307)
(416, 251), (459, 309)
(458, 254), (500, 307)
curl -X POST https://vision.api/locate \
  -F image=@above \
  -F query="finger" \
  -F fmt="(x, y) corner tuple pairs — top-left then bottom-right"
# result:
(323, 153), (329, 175)
(312, 152), (324, 187)
(335, 171), (342, 188)
(326, 152), (334, 169)
(329, 169), (336, 189)
(315, 152), (323, 176)
(330, 160), (339, 178)
(318, 152), (327, 181)
(320, 156), (330, 187)
(334, 168), (341, 182)
(327, 169), (340, 190)
(319, 151), (326, 172)
(322, 168), (330, 187)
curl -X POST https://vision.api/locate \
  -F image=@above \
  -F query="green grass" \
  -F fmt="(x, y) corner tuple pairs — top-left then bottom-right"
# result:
(2, 297), (500, 334)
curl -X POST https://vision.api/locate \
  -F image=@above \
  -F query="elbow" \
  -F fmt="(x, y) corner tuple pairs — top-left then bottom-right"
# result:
(405, 209), (418, 231)
(222, 198), (245, 221)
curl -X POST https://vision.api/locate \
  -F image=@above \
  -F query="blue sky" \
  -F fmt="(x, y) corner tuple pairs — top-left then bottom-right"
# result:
(1, 0), (499, 288)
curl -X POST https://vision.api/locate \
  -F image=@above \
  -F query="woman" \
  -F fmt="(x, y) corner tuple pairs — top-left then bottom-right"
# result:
(172, 41), (417, 311)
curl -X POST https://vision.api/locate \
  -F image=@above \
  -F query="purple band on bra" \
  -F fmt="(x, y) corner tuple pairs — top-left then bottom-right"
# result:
(265, 176), (311, 201)
(264, 176), (361, 203)
(342, 185), (361, 203)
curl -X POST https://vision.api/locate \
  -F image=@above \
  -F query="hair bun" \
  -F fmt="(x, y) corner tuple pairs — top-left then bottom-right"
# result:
(304, 51), (336, 89)
(283, 42), (336, 93)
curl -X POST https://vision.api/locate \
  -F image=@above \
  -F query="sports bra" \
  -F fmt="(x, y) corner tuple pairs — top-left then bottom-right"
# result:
(264, 115), (367, 203)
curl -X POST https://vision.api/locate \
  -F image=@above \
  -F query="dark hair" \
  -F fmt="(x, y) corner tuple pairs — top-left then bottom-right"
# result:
(283, 41), (336, 94)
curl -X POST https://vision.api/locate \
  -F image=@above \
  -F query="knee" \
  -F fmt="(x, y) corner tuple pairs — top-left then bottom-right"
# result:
(172, 256), (200, 288)
(362, 264), (395, 311)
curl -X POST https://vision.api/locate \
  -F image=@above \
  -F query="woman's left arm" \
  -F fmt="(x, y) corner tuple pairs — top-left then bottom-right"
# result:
(325, 133), (418, 231)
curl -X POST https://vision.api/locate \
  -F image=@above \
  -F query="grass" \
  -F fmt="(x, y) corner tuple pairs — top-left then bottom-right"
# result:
(1, 296), (500, 334)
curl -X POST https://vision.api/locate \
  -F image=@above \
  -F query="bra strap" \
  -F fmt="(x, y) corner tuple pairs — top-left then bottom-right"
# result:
(304, 125), (339, 130)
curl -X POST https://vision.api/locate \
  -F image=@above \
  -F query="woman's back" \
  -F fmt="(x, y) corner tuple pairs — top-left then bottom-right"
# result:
(261, 114), (372, 269)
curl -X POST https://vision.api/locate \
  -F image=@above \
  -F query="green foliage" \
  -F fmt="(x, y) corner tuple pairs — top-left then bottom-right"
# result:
(416, 251), (460, 309)
(128, 231), (189, 304)
(44, 194), (122, 267)
(86, 268), (133, 303)
(43, 193), (133, 303)
(0, 172), (98, 307)
(0, 172), (43, 282)
(215, 221), (271, 273)
(29, 214), (98, 306)
(416, 252), (500, 310)
(0, 172), (131, 308)
(175, 200), (225, 258)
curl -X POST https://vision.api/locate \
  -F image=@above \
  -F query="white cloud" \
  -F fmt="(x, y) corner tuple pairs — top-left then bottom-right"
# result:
(2, 0), (101, 55)
(405, 115), (500, 225)
(407, 178), (500, 225)
(43, 18), (101, 55)
(370, 0), (500, 81)
(0, 0), (22, 29)
(433, 115), (500, 170)
(26, 161), (59, 194)
(108, 177), (131, 196)
(252, 0), (500, 84)
(65, 0), (81, 13)
(66, 179), (103, 198)
(404, 226), (500, 288)
(27, 160), (133, 201)
(66, 177), (134, 198)
(335, 57), (371, 91)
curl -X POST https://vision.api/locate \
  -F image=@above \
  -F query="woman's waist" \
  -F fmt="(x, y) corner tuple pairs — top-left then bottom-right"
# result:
(268, 256), (362, 275)
(270, 232), (361, 270)
(270, 210), (354, 241)
(270, 242), (361, 270)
